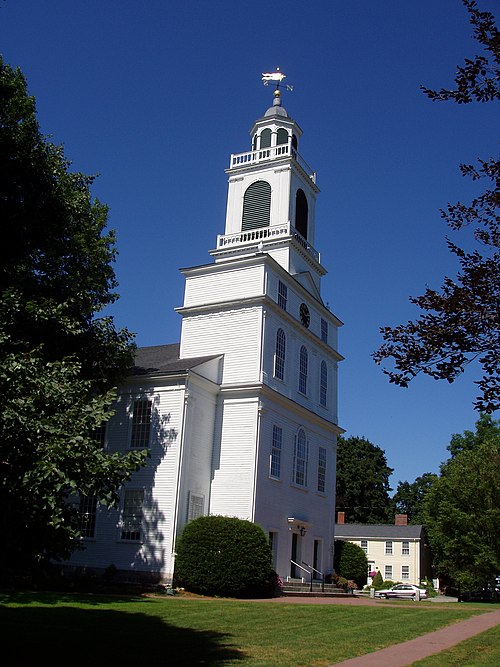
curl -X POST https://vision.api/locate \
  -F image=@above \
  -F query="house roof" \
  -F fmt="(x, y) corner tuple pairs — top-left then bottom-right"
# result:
(131, 343), (221, 377)
(334, 524), (424, 540)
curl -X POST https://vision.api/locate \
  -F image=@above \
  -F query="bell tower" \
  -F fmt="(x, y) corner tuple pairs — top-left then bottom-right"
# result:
(211, 84), (325, 297)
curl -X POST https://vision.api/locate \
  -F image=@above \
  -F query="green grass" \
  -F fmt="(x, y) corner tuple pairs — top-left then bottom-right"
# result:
(0, 591), (495, 666)
(413, 625), (500, 666)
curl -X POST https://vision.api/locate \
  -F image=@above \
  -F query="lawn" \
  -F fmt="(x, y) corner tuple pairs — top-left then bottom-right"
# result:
(413, 625), (500, 666)
(0, 591), (495, 666)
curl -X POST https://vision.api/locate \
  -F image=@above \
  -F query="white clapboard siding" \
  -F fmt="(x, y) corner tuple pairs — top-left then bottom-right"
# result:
(181, 307), (262, 384)
(209, 398), (259, 519)
(184, 264), (264, 307)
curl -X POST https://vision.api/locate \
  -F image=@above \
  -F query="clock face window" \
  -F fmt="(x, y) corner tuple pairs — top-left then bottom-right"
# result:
(300, 303), (310, 328)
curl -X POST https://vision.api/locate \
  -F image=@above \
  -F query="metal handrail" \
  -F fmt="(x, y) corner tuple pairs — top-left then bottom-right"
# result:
(302, 561), (325, 593)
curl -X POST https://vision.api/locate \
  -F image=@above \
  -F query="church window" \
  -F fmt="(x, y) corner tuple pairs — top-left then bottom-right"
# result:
(121, 489), (144, 541)
(278, 280), (287, 310)
(321, 318), (328, 344)
(259, 128), (271, 149)
(295, 189), (308, 239)
(294, 429), (308, 486)
(320, 361), (328, 407)
(275, 328), (286, 381)
(277, 128), (288, 145)
(299, 345), (308, 394)
(187, 493), (204, 522)
(270, 425), (282, 479)
(242, 181), (271, 231)
(317, 447), (327, 493)
(78, 495), (97, 538)
(131, 399), (152, 448)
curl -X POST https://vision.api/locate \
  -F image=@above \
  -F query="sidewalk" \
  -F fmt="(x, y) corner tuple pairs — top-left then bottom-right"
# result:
(331, 608), (500, 666)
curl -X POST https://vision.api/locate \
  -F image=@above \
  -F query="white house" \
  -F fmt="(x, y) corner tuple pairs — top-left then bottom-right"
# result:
(335, 513), (433, 585)
(67, 85), (344, 584)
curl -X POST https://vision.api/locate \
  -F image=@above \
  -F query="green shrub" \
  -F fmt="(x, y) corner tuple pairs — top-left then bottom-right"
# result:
(334, 540), (368, 588)
(174, 515), (274, 598)
(371, 570), (384, 588)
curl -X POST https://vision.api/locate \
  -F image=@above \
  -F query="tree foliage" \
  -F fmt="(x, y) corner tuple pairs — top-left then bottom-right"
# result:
(334, 540), (368, 588)
(174, 516), (274, 598)
(423, 415), (500, 589)
(390, 473), (438, 525)
(0, 57), (146, 573)
(373, 1), (500, 413)
(335, 436), (393, 524)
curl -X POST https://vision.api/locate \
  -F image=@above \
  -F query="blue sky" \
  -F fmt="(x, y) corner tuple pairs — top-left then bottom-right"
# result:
(2, 0), (498, 491)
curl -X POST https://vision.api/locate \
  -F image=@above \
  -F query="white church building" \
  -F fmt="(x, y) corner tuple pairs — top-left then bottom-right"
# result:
(68, 84), (344, 584)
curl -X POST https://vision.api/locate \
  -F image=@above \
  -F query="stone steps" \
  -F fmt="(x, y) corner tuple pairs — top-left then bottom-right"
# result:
(281, 580), (354, 598)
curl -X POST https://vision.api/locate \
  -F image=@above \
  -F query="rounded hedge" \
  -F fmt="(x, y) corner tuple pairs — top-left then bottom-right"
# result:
(174, 515), (274, 598)
(334, 540), (368, 588)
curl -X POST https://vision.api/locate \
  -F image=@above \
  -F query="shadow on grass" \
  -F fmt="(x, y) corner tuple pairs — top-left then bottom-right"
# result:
(0, 603), (246, 665)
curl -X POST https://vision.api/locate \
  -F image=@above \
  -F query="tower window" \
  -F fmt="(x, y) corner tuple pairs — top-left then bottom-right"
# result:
(278, 280), (287, 310)
(320, 361), (328, 407)
(270, 425), (282, 479)
(242, 180), (271, 231)
(292, 133), (298, 157)
(294, 429), (308, 486)
(277, 128), (288, 145)
(317, 447), (327, 493)
(321, 318), (328, 344)
(295, 189), (308, 240)
(299, 345), (308, 394)
(274, 328), (286, 381)
(259, 128), (271, 149)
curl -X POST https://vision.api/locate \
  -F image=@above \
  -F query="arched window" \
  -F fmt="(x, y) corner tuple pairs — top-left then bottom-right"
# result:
(242, 181), (271, 230)
(320, 361), (328, 407)
(260, 128), (271, 149)
(277, 128), (288, 145)
(295, 189), (308, 240)
(294, 428), (308, 486)
(252, 134), (257, 151)
(275, 328), (286, 381)
(299, 345), (308, 394)
(291, 134), (298, 157)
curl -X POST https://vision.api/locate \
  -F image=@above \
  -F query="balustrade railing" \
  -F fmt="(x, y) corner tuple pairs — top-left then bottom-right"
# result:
(230, 144), (316, 183)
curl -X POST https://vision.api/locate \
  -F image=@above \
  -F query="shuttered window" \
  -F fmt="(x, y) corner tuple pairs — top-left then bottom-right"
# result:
(295, 188), (308, 239)
(320, 361), (328, 406)
(242, 181), (271, 231)
(260, 128), (272, 148)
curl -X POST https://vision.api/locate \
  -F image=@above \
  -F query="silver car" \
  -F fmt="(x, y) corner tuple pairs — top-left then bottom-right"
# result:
(376, 584), (428, 600)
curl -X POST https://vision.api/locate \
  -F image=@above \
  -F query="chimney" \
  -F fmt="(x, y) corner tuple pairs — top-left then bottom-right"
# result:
(337, 511), (345, 525)
(395, 514), (408, 526)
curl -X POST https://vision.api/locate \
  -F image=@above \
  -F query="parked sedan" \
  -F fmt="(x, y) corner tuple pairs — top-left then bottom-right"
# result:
(376, 584), (428, 600)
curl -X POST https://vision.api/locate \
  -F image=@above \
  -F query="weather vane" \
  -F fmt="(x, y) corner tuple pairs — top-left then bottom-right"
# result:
(261, 67), (293, 92)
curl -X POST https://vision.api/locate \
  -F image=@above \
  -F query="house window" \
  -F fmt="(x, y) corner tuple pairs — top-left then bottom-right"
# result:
(121, 489), (144, 541)
(294, 429), (308, 486)
(274, 328), (286, 380)
(385, 540), (393, 555)
(270, 425), (282, 479)
(321, 318), (328, 344)
(384, 565), (393, 580)
(91, 424), (106, 448)
(78, 496), (97, 538)
(187, 493), (204, 522)
(320, 361), (328, 406)
(278, 280), (287, 310)
(402, 540), (410, 555)
(402, 565), (410, 580)
(317, 447), (326, 493)
(298, 345), (308, 394)
(360, 539), (368, 554)
(131, 399), (152, 448)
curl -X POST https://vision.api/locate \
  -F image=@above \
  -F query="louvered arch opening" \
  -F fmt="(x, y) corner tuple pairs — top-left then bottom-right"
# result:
(295, 188), (308, 239)
(242, 181), (271, 231)
(277, 128), (288, 145)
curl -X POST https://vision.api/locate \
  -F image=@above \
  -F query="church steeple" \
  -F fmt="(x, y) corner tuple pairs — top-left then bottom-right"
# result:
(211, 74), (325, 296)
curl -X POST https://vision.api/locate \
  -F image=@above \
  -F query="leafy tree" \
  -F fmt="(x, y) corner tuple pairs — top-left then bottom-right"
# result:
(390, 473), (438, 525)
(174, 516), (274, 598)
(334, 540), (368, 588)
(423, 416), (500, 589)
(371, 570), (384, 589)
(336, 436), (393, 523)
(447, 412), (500, 458)
(373, 1), (500, 413)
(0, 57), (146, 574)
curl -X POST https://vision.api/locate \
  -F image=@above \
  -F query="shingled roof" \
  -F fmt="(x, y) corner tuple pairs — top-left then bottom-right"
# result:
(131, 343), (221, 377)
(334, 524), (424, 539)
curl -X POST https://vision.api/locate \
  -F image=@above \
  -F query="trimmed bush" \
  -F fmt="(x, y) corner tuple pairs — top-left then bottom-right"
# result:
(334, 540), (368, 588)
(371, 570), (384, 589)
(174, 515), (274, 598)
